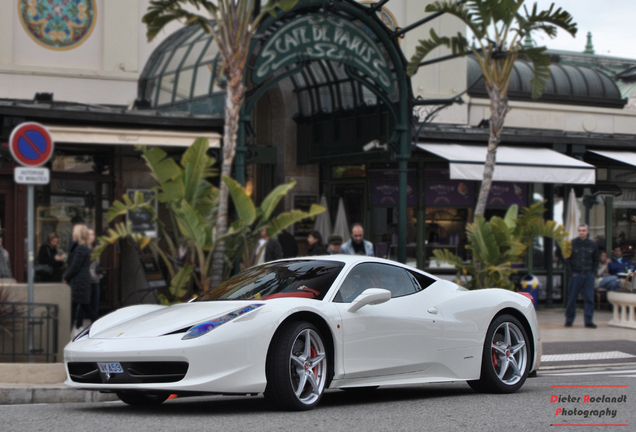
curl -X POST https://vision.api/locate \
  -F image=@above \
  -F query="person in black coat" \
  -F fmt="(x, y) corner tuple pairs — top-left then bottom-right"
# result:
(277, 229), (299, 258)
(37, 232), (65, 282)
(307, 231), (326, 256)
(64, 224), (96, 336)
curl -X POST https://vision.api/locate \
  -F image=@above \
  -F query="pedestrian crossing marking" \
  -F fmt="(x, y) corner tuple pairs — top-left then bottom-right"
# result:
(543, 369), (636, 377)
(541, 351), (636, 362)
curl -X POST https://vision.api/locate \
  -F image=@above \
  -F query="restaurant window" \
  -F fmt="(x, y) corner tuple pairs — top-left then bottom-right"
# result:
(423, 171), (474, 270)
(369, 168), (417, 264)
(532, 184), (566, 271)
(612, 188), (636, 258)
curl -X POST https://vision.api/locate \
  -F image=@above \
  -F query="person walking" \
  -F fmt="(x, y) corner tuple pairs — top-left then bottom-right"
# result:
(307, 231), (326, 256)
(36, 232), (65, 282)
(341, 223), (374, 256)
(64, 224), (97, 338)
(565, 224), (599, 328)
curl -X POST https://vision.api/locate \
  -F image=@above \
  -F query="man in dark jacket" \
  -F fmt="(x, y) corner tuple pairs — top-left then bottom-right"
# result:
(277, 229), (298, 258)
(565, 224), (599, 328)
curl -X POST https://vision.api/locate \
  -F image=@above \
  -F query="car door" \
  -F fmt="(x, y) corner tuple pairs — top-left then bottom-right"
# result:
(332, 263), (443, 379)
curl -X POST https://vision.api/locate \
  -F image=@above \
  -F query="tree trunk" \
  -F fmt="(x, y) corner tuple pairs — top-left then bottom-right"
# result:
(209, 70), (246, 288)
(474, 85), (509, 217)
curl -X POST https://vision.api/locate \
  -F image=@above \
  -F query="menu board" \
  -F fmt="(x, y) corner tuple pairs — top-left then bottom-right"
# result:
(424, 180), (475, 206)
(371, 179), (418, 206)
(292, 194), (318, 238)
(486, 182), (527, 207)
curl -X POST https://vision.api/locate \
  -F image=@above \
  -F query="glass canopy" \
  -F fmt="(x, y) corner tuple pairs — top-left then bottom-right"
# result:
(138, 12), (400, 117)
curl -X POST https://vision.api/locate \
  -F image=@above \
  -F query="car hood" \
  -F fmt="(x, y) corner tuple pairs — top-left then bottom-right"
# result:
(90, 301), (264, 339)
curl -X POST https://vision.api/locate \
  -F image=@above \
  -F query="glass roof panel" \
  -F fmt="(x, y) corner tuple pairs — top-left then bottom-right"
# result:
(193, 64), (213, 98)
(175, 69), (194, 102)
(149, 52), (169, 78)
(182, 39), (210, 69)
(165, 45), (192, 73)
(158, 73), (177, 106)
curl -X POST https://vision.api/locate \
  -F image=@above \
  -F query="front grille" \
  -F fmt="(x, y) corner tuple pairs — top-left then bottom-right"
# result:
(68, 361), (189, 384)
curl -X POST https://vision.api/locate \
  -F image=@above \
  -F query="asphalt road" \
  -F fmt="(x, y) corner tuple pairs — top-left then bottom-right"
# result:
(3, 366), (635, 432)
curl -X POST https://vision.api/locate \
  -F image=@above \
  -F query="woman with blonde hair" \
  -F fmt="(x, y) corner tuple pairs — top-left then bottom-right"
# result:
(63, 224), (96, 337)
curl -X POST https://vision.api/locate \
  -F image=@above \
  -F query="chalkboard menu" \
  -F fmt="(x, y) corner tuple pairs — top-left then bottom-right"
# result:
(292, 194), (318, 239)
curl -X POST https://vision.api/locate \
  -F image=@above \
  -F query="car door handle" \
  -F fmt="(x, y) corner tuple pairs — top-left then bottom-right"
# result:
(427, 307), (438, 315)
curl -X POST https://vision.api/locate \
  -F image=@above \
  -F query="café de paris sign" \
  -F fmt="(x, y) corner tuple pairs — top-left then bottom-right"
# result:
(253, 14), (394, 94)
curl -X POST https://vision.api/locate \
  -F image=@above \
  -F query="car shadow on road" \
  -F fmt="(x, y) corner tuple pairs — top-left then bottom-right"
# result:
(75, 383), (481, 415)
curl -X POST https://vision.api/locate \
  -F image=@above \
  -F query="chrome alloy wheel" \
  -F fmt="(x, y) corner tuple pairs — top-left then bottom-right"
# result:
(289, 328), (327, 405)
(490, 321), (527, 386)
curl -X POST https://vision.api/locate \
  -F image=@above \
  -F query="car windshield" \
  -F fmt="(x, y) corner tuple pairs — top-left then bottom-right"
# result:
(195, 260), (345, 302)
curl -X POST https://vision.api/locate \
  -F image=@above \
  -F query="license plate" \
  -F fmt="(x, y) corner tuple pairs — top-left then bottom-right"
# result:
(97, 362), (124, 374)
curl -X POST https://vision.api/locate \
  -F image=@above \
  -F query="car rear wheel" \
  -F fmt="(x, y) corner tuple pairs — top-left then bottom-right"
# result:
(116, 391), (170, 406)
(265, 321), (328, 411)
(468, 314), (530, 394)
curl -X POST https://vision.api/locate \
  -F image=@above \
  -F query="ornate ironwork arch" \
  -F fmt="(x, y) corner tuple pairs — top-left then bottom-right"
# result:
(237, 0), (412, 263)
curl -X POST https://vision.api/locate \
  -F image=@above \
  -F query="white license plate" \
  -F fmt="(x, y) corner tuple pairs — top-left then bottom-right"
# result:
(98, 362), (124, 374)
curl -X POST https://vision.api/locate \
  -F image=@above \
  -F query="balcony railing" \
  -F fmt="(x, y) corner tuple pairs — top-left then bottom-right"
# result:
(0, 302), (59, 363)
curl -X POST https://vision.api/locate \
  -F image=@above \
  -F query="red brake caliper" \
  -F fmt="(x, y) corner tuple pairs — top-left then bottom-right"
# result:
(492, 344), (499, 367)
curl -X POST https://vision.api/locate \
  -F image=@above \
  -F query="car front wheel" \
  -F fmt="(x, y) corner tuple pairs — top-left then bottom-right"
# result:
(468, 314), (530, 394)
(265, 321), (328, 411)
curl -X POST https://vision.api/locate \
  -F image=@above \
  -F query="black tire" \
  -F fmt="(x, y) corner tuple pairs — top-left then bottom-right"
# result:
(116, 391), (170, 406)
(467, 314), (530, 394)
(265, 321), (328, 411)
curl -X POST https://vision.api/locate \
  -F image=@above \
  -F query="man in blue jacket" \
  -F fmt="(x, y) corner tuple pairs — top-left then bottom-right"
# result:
(607, 245), (635, 275)
(341, 224), (374, 256)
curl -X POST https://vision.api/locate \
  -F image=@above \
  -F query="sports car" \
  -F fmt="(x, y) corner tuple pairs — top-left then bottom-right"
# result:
(64, 255), (539, 410)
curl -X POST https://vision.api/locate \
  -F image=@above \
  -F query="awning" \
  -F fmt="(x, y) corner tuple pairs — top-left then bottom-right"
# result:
(588, 150), (636, 167)
(44, 125), (221, 148)
(417, 144), (595, 184)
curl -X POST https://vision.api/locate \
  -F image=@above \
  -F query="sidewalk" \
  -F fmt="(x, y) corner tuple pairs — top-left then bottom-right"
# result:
(536, 307), (634, 343)
(1, 307), (633, 405)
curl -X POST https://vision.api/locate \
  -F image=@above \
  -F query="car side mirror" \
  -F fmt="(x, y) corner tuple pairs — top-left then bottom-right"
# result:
(348, 288), (391, 313)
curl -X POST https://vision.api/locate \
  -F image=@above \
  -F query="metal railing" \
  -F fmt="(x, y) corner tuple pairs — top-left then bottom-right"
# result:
(0, 302), (58, 363)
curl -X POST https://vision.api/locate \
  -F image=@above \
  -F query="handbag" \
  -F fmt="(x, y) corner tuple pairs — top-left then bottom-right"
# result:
(35, 246), (54, 276)
(35, 262), (53, 276)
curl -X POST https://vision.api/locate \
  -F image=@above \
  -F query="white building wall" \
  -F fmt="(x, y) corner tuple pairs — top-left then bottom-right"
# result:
(0, 0), (181, 106)
(0, 0), (633, 129)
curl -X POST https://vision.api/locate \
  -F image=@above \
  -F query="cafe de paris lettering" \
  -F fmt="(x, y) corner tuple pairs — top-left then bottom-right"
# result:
(253, 15), (393, 93)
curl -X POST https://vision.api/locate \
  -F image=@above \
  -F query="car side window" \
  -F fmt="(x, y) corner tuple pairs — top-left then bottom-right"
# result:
(406, 269), (436, 290)
(334, 263), (419, 303)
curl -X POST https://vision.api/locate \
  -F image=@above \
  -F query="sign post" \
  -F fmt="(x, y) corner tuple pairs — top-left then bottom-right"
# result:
(9, 122), (54, 362)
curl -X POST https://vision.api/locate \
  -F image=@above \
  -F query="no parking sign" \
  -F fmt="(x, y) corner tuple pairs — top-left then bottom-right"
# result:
(9, 122), (54, 167)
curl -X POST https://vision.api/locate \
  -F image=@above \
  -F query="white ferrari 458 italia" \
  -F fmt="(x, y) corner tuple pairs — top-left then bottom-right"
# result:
(64, 255), (539, 410)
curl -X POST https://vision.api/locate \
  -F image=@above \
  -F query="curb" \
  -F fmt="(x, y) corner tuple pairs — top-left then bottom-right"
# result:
(0, 385), (118, 405)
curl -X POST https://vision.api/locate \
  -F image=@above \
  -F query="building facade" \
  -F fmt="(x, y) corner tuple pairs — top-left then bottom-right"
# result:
(2, 1), (636, 310)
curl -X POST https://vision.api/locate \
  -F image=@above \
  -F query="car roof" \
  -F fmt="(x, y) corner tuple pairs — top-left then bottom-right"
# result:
(269, 255), (440, 279)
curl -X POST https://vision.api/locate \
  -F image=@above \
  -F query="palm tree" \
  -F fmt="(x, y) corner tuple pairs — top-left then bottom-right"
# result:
(407, 1), (577, 216)
(143, 0), (299, 287)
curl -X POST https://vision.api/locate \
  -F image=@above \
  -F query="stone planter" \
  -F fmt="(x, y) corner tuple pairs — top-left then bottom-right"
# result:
(607, 291), (636, 329)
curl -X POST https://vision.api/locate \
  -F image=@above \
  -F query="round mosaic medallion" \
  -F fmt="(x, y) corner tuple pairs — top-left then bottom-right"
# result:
(18, 0), (97, 51)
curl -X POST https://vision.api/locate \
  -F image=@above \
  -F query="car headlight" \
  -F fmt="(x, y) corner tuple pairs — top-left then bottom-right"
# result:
(182, 304), (263, 340)
(73, 325), (92, 342)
